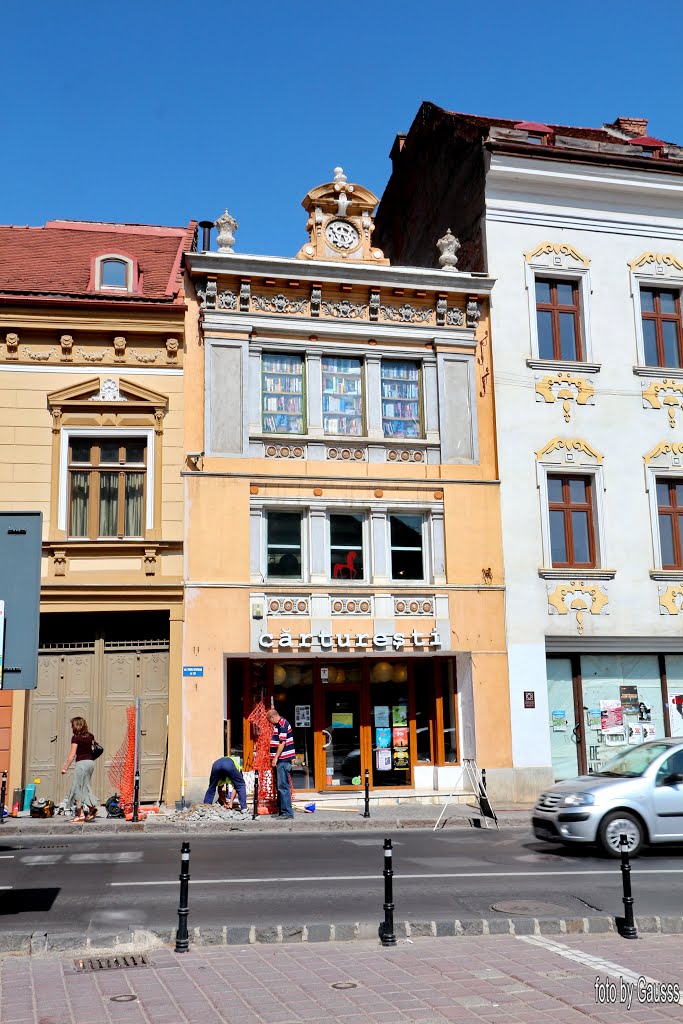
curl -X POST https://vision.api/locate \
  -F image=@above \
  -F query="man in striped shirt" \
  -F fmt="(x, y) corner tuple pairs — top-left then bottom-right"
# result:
(267, 708), (296, 819)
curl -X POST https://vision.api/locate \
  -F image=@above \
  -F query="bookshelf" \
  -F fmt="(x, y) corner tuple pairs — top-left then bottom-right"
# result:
(262, 353), (305, 434)
(322, 357), (363, 436)
(381, 360), (421, 438)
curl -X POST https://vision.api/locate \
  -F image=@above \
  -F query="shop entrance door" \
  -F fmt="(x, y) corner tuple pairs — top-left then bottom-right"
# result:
(321, 689), (363, 789)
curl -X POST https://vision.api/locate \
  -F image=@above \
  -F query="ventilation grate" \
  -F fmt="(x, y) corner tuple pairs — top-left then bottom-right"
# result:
(74, 955), (150, 973)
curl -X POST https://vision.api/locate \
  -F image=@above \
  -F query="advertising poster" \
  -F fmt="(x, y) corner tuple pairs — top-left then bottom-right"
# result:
(392, 704), (408, 727)
(643, 724), (656, 740)
(0, 600), (4, 689)
(294, 705), (311, 728)
(376, 727), (391, 748)
(587, 708), (601, 728)
(392, 746), (410, 770)
(331, 712), (353, 729)
(551, 709), (567, 732)
(638, 702), (652, 723)
(376, 748), (392, 771)
(620, 685), (639, 711)
(600, 699), (623, 732)
(392, 726), (408, 747)
(374, 706), (390, 728)
(628, 723), (643, 745)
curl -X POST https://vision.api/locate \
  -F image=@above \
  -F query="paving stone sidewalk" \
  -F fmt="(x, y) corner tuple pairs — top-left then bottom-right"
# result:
(2, 933), (683, 1023)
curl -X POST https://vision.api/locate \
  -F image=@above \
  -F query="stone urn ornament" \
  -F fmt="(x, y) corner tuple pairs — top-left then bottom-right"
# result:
(436, 228), (460, 271)
(215, 209), (238, 253)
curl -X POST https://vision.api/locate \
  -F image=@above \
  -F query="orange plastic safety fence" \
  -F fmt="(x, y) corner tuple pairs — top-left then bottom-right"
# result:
(108, 705), (136, 814)
(247, 700), (278, 815)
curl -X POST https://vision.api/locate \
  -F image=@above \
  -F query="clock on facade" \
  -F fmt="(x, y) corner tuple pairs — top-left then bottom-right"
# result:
(325, 220), (360, 250)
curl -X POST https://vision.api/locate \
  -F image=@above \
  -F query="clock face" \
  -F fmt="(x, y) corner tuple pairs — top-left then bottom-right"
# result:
(325, 220), (360, 250)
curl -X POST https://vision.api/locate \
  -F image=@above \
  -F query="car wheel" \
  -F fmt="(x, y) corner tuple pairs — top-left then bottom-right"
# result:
(598, 811), (644, 858)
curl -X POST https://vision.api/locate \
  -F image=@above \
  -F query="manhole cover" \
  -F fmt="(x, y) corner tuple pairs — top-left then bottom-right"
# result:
(331, 982), (358, 990)
(110, 995), (138, 1003)
(491, 900), (569, 916)
(74, 955), (150, 973)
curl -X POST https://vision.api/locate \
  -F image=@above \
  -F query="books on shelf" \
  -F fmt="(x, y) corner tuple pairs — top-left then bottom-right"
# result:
(262, 354), (304, 434)
(381, 361), (420, 438)
(322, 357), (363, 436)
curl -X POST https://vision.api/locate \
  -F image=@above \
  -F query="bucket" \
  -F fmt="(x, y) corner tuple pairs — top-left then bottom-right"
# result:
(304, 802), (316, 812)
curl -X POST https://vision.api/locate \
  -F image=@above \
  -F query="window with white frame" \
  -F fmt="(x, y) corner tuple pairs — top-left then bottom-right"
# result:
(68, 437), (146, 539)
(94, 255), (134, 292)
(656, 478), (683, 569)
(322, 356), (364, 436)
(524, 243), (593, 364)
(629, 253), (683, 370)
(261, 353), (305, 434)
(389, 513), (424, 580)
(536, 442), (607, 573)
(266, 511), (303, 579)
(330, 513), (365, 580)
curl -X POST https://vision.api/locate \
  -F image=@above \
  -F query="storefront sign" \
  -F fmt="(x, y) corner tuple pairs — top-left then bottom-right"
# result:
(294, 705), (311, 727)
(258, 629), (442, 653)
(524, 690), (535, 708)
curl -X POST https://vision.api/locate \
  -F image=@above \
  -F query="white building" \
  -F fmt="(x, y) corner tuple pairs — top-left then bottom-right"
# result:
(377, 106), (683, 798)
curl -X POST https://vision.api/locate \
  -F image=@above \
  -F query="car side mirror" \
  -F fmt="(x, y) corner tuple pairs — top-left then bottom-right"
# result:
(663, 772), (683, 786)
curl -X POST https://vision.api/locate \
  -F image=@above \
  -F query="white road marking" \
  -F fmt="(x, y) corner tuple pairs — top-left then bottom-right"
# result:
(519, 934), (683, 1005)
(20, 855), (61, 865)
(109, 867), (683, 887)
(0, 855), (14, 859)
(68, 852), (143, 863)
(0, 886), (11, 890)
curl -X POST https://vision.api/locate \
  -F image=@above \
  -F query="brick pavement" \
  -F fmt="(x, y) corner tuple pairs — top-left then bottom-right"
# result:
(1, 933), (683, 1023)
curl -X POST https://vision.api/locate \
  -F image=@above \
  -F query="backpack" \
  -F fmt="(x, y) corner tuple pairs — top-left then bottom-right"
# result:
(30, 799), (55, 818)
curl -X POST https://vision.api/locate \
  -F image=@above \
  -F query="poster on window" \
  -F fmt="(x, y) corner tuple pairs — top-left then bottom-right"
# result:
(600, 699), (623, 732)
(638, 702), (652, 723)
(551, 710), (567, 732)
(374, 706), (390, 728)
(294, 705), (311, 728)
(628, 722), (643, 745)
(620, 685), (639, 711)
(587, 708), (601, 729)
(331, 712), (353, 729)
(376, 748), (392, 771)
(376, 728), (391, 748)
(392, 746), (410, 770)
(643, 723), (656, 740)
(392, 727), (408, 747)
(392, 704), (408, 727)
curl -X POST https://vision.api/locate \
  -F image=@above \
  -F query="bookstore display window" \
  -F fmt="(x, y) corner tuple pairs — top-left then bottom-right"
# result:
(266, 511), (302, 579)
(322, 356), (364, 436)
(330, 513), (365, 580)
(381, 360), (421, 439)
(262, 353), (305, 434)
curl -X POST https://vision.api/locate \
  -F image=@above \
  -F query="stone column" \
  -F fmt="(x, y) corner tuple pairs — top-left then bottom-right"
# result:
(250, 506), (263, 582)
(431, 509), (446, 584)
(248, 344), (263, 437)
(365, 353), (383, 440)
(309, 504), (327, 584)
(370, 507), (390, 585)
(306, 351), (324, 437)
(423, 355), (440, 443)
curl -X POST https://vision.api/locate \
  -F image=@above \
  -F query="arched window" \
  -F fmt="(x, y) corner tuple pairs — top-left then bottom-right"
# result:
(94, 254), (135, 292)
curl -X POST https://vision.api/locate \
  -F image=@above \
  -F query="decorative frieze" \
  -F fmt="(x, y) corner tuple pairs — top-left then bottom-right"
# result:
(205, 278), (217, 309)
(327, 446), (366, 461)
(446, 307), (464, 326)
(252, 293), (308, 314)
(386, 448), (425, 463)
(330, 597), (373, 615)
(264, 443), (305, 459)
(5, 333), (18, 360)
(525, 241), (590, 269)
(644, 442), (683, 467)
(165, 337), (179, 362)
(310, 285), (322, 317)
(239, 280), (251, 312)
(267, 596), (311, 616)
(25, 347), (54, 361)
(380, 303), (433, 324)
(535, 371), (595, 422)
(536, 437), (603, 465)
(394, 597), (434, 615)
(77, 347), (106, 362)
(369, 289), (380, 322)
(143, 549), (157, 577)
(60, 335), (73, 361)
(88, 379), (126, 402)
(321, 298), (367, 319)
(466, 298), (481, 329)
(113, 336), (126, 362)
(218, 290), (237, 309)
(642, 379), (683, 427)
(53, 549), (67, 577)
(130, 350), (159, 364)
(547, 580), (609, 633)
(629, 252), (683, 274)
(659, 583), (683, 615)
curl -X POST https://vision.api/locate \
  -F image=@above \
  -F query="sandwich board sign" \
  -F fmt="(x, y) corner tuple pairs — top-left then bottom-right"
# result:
(0, 512), (42, 689)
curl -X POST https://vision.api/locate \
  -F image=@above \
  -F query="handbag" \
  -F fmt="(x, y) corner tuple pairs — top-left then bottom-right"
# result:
(91, 738), (104, 760)
(30, 799), (55, 818)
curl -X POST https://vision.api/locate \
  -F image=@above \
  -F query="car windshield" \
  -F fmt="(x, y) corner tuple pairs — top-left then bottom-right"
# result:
(595, 743), (672, 778)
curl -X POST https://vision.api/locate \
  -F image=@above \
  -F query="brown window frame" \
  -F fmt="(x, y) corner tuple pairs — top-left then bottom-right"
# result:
(641, 287), (683, 368)
(535, 277), (583, 361)
(657, 477), (683, 569)
(67, 437), (147, 540)
(548, 473), (596, 568)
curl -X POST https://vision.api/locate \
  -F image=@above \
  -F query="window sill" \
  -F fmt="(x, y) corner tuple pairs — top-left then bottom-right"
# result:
(538, 568), (616, 580)
(634, 365), (683, 379)
(650, 570), (683, 581)
(254, 433), (431, 446)
(527, 359), (601, 374)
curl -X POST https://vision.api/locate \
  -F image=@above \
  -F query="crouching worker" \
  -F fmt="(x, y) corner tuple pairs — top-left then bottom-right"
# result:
(203, 756), (247, 811)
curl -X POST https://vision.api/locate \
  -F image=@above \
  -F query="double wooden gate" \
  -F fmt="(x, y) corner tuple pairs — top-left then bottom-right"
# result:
(25, 639), (169, 805)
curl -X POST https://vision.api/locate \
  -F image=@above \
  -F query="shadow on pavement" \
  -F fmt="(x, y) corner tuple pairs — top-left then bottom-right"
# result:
(0, 889), (60, 915)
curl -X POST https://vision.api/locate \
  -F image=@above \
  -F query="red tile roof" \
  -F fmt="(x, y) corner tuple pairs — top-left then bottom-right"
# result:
(0, 220), (197, 302)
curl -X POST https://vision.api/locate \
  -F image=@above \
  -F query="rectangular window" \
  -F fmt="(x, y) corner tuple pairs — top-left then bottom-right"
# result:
(641, 287), (683, 368)
(322, 356), (364, 436)
(262, 353), (305, 434)
(548, 474), (596, 568)
(68, 438), (146, 540)
(266, 511), (302, 579)
(657, 478), (683, 569)
(535, 278), (583, 361)
(381, 360), (421, 438)
(390, 514), (424, 580)
(330, 513), (364, 580)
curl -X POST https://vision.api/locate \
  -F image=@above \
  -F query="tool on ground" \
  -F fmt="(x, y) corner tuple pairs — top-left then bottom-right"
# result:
(0, 770), (6, 823)
(619, 833), (638, 939)
(29, 799), (55, 818)
(252, 772), (259, 820)
(175, 841), (191, 953)
(379, 837), (397, 947)
(363, 768), (370, 819)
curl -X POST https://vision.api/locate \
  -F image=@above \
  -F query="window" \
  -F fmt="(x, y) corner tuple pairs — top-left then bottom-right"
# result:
(68, 438), (146, 539)
(322, 356), (363, 436)
(657, 479), (683, 569)
(548, 474), (596, 568)
(101, 259), (128, 289)
(330, 513), (365, 580)
(381, 360), (421, 438)
(266, 511), (302, 579)
(390, 514), (424, 580)
(535, 279), (583, 361)
(262, 354), (305, 434)
(641, 288), (683, 368)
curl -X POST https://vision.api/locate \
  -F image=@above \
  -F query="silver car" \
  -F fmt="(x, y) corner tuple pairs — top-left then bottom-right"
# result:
(532, 738), (683, 857)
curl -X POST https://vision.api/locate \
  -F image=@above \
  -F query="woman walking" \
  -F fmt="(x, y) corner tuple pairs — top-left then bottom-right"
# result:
(61, 717), (99, 822)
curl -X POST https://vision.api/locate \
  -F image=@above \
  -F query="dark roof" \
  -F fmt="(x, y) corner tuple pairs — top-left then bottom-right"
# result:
(0, 220), (197, 302)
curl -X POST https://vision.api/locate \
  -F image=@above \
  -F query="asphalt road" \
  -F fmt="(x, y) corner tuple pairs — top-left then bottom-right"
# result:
(2, 828), (683, 933)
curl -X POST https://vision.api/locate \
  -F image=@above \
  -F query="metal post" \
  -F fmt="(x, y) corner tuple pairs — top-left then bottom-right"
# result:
(363, 768), (370, 818)
(0, 771), (6, 824)
(619, 834), (638, 939)
(379, 837), (397, 947)
(132, 697), (141, 823)
(175, 841), (191, 952)
(252, 772), (259, 820)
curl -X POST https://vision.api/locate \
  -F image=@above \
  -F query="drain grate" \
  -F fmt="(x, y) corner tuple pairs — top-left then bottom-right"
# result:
(74, 955), (150, 973)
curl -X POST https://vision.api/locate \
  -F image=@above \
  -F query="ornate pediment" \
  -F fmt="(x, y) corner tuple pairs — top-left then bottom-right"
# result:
(47, 376), (168, 434)
(535, 372), (595, 422)
(296, 167), (388, 265)
(524, 241), (590, 269)
(643, 441), (683, 467)
(629, 251), (683, 276)
(536, 437), (603, 465)
(642, 379), (683, 428)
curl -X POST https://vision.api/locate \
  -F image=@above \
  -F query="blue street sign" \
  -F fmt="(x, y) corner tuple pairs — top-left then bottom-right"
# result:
(183, 666), (204, 677)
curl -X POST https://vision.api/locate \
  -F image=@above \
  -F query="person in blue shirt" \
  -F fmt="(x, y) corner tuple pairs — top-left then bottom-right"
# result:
(203, 756), (247, 811)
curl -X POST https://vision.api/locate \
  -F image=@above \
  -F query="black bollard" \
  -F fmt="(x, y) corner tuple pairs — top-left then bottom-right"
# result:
(379, 837), (397, 947)
(175, 841), (191, 953)
(132, 769), (141, 823)
(619, 833), (638, 939)
(252, 773), (259, 820)
(0, 771), (6, 825)
(363, 769), (370, 818)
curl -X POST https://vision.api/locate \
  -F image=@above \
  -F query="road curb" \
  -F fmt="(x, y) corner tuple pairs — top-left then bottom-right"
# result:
(4, 915), (683, 955)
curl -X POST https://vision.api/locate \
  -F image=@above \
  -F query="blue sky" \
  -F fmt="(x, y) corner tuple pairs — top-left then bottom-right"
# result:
(3, 1), (682, 257)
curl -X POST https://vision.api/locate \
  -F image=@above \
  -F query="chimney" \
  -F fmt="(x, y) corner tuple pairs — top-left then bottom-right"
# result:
(198, 221), (214, 251)
(389, 133), (407, 169)
(612, 116), (649, 137)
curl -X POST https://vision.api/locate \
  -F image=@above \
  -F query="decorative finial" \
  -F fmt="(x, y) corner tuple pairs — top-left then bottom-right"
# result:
(333, 167), (347, 184)
(215, 209), (238, 253)
(436, 228), (460, 272)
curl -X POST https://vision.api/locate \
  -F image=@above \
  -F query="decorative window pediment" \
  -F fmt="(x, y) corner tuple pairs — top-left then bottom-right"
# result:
(48, 376), (168, 433)
(629, 252), (683, 277)
(535, 436), (603, 466)
(524, 241), (590, 270)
